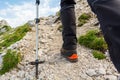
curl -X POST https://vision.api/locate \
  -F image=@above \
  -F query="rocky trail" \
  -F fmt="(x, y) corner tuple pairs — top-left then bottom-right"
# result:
(0, 17), (120, 80)
(0, 0), (120, 80)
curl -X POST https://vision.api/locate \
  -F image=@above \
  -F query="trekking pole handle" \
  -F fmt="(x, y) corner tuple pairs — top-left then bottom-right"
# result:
(36, 0), (40, 5)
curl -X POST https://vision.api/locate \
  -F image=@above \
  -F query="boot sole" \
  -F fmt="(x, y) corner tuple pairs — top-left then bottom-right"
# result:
(61, 54), (78, 63)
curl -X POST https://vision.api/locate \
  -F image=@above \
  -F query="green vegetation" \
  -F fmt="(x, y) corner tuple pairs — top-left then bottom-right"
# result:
(0, 49), (21, 75)
(78, 30), (107, 51)
(58, 25), (63, 32)
(0, 24), (30, 74)
(92, 50), (106, 60)
(0, 47), (2, 52)
(78, 13), (91, 27)
(56, 11), (60, 17)
(0, 24), (31, 51)
(78, 30), (107, 60)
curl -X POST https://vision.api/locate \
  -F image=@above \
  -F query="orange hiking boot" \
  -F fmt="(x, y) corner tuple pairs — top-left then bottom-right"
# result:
(61, 48), (78, 62)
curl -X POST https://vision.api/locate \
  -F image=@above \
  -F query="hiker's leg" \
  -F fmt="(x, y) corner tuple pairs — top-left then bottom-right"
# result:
(60, 0), (77, 50)
(87, 0), (120, 72)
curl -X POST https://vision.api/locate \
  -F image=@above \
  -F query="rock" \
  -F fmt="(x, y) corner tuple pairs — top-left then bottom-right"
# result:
(27, 20), (35, 27)
(45, 16), (54, 25)
(49, 59), (56, 65)
(8, 43), (18, 49)
(1, 52), (6, 57)
(0, 28), (6, 33)
(86, 69), (97, 77)
(96, 67), (106, 75)
(11, 70), (17, 74)
(105, 50), (110, 57)
(96, 77), (104, 80)
(94, 21), (99, 26)
(106, 69), (113, 75)
(10, 75), (17, 80)
(38, 49), (44, 56)
(40, 39), (47, 43)
(117, 76), (120, 80)
(104, 75), (117, 80)
(0, 55), (3, 64)
(0, 20), (10, 33)
(29, 71), (35, 76)
(51, 24), (56, 27)
(0, 54), (3, 69)
(16, 78), (22, 80)
(17, 70), (25, 78)
(24, 32), (33, 40)
(0, 20), (9, 27)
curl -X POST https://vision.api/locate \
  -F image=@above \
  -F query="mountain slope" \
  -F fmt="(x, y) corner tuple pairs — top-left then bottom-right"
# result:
(0, 18), (119, 80)
(0, 0), (119, 80)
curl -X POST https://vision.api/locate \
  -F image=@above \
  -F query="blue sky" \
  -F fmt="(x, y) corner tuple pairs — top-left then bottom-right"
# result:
(0, 0), (60, 27)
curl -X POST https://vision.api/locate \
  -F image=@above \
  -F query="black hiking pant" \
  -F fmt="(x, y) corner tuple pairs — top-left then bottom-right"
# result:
(87, 0), (120, 72)
(60, 0), (77, 50)
(61, 0), (120, 72)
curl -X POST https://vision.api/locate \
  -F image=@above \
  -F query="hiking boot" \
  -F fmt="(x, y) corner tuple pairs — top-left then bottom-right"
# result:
(61, 48), (78, 62)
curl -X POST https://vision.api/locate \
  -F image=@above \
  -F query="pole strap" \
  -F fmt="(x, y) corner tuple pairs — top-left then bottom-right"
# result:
(36, 0), (40, 5)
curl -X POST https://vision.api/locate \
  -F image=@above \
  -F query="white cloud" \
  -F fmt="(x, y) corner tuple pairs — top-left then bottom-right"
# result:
(0, 17), (3, 20)
(0, 1), (60, 28)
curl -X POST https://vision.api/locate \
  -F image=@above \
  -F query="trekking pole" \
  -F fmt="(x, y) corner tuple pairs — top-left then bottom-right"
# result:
(29, 0), (45, 79)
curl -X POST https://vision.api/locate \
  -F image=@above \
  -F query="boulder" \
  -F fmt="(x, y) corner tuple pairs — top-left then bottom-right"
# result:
(0, 20), (11, 34)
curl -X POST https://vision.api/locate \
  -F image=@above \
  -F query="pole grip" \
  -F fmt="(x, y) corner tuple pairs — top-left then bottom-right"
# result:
(36, 0), (40, 5)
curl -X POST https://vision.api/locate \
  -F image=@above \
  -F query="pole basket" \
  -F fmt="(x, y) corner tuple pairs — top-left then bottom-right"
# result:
(29, 59), (45, 79)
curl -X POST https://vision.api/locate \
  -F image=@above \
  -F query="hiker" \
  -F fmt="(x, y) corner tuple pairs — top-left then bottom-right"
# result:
(60, 0), (78, 62)
(60, 0), (120, 73)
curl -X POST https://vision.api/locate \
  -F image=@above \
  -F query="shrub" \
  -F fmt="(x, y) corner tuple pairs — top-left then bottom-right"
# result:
(92, 50), (106, 60)
(0, 49), (21, 75)
(0, 32), (3, 35)
(0, 24), (31, 48)
(78, 30), (108, 52)
(90, 37), (107, 51)
(78, 30), (98, 47)
(78, 13), (91, 27)
(0, 46), (2, 52)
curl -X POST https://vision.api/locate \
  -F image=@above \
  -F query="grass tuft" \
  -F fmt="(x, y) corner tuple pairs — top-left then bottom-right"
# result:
(0, 49), (21, 75)
(78, 30), (107, 51)
(78, 30), (108, 60)
(0, 24), (31, 51)
(78, 13), (91, 27)
(92, 50), (106, 60)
